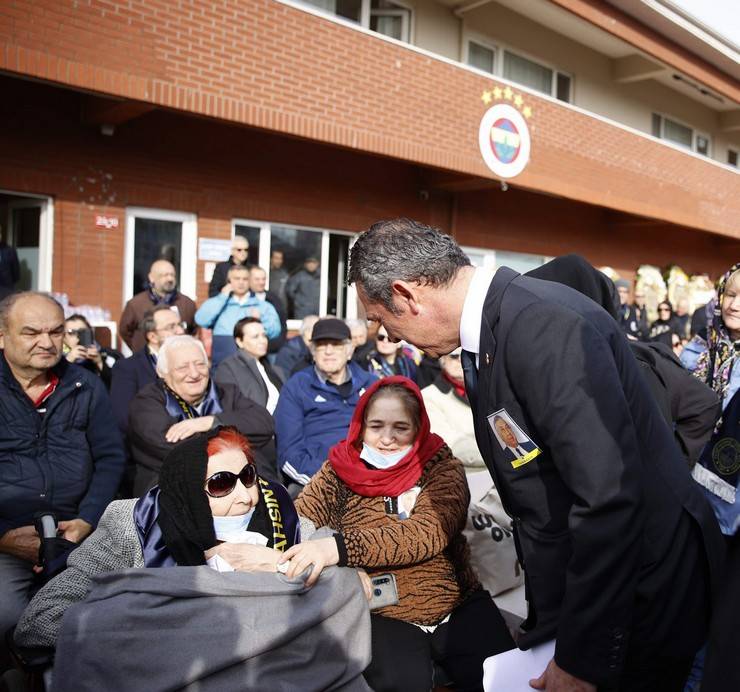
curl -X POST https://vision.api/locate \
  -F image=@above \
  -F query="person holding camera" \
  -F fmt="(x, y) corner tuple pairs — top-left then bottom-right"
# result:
(63, 314), (122, 389)
(284, 376), (514, 691)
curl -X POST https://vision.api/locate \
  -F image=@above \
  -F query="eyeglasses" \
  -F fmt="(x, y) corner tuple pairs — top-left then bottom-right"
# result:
(233, 248), (249, 253)
(376, 334), (391, 342)
(658, 307), (671, 312)
(447, 353), (461, 360)
(158, 321), (187, 333)
(204, 463), (257, 498)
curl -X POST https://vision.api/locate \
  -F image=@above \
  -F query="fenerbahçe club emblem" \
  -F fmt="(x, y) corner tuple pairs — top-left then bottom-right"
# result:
(478, 103), (531, 179)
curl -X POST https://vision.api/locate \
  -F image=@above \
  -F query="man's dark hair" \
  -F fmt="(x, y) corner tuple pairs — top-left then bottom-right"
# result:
(233, 316), (262, 341)
(139, 305), (178, 337)
(227, 264), (251, 279)
(347, 218), (471, 313)
(0, 291), (63, 331)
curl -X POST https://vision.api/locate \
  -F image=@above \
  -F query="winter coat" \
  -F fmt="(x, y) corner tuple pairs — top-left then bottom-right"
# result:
(119, 291), (197, 352)
(0, 355), (125, 535)
(128, 380), (276, 494)
(274, 363), (377, 484)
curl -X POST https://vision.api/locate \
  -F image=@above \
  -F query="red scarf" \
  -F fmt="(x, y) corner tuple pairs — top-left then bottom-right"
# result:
(442, 371), (467, 400)
(329, 375), (445, 497)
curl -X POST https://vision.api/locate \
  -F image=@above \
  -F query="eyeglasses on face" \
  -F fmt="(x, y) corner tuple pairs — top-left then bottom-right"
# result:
(232, 247), (249, 253)
(204, 463), (257, 498)
(446, 353), (461, 360)
(158, 321), (187, 332)
(376, 334), (391, 342)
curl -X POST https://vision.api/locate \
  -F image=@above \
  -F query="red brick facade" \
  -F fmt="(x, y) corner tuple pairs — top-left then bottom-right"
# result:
(0, 0), (738, 317)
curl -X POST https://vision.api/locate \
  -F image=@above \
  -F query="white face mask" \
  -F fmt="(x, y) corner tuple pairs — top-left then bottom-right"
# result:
(212, 509), (255, 541)
(360, 443), (413, 470)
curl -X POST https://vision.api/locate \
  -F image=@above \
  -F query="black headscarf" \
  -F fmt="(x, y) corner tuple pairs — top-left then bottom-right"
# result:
(526, 254), (618, 318)
(157, 431), (220, 566)
(157, 428), (279, 565)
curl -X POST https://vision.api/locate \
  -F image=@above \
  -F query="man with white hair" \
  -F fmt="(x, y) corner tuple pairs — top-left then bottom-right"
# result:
(127, 335), (275, 495)
(119, 259), (197, 351)
(275, 314), (320, 375)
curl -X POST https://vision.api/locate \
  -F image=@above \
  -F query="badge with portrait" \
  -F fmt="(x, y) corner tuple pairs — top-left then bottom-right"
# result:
(488, 409), (542, 469)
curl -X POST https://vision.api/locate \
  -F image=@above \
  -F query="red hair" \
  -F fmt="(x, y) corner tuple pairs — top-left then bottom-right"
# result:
(206, 426), (253, 462)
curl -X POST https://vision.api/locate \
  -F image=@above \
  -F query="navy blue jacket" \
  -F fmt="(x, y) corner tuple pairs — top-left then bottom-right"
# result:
(275, 362), (377, 484)
(0, 243), (20, 297)
(0, 354), (125, 535)
(110, 348), (158, 435)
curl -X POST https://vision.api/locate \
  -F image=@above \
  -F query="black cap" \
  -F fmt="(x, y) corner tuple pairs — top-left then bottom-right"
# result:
(311, 318), (350, 342)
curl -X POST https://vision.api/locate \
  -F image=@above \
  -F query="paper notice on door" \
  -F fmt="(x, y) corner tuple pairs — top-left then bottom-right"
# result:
(483, 639), (555, 692)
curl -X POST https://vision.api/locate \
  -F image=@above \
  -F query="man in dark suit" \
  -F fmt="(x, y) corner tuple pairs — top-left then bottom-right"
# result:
(248, 265), (288, 354)
(110, 306), (185, 435)
(348, 218), (724, 692)
(492, 415), (538, 463)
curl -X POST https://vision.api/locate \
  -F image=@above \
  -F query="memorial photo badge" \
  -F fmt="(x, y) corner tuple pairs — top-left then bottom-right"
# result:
(488, 409), (541, 468)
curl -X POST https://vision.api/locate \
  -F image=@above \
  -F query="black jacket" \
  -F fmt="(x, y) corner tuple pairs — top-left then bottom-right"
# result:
(0, 355), (125, 535)
(128, 380), (276, 495)
(468, 268), (724, 686)
(109, 348), (158, 435)
(207, 256), (244, 297)
(214, 351), (285, 410)
(0, 242), (20, 296)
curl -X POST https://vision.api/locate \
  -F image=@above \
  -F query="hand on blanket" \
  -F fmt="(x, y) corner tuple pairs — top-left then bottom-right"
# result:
(278, 537), (339, 587)
(204, 543), (281, 572)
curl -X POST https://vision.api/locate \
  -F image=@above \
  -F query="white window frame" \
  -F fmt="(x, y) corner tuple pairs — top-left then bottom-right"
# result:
(462, 32), (573, 102)
(297, 0), (412, 43)
(123, 207), (198, 304)
(2, 191), (54, 292)
(230, 218), (359, 323)
(652, 112), (712, 157)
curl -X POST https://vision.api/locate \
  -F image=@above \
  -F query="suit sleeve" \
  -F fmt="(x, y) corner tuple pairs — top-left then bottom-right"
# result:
(274, 380), (323, 484)
(214, 389), (274, 450)
(127, 391), (178, 476)
(78, 379), (126, 527)
(506, 306), (644, 685)
(109, 360), (137, 434)
(118, 301), (138, 350)
(208, 263), (228, 298)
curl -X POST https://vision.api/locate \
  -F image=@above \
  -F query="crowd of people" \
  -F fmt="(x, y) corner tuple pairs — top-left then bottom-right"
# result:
(0, 224), (737, 692)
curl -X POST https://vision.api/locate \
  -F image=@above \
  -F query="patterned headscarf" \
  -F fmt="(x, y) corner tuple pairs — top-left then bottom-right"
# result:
(694, 262), (740, 402)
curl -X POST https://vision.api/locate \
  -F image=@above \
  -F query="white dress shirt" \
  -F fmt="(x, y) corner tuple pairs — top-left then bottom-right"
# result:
(459, 267), (495, 368)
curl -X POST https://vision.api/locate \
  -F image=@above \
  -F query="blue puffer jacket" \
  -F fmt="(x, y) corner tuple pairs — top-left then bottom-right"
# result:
(275, 362), (377, 485)
(0, 354), (125, 536)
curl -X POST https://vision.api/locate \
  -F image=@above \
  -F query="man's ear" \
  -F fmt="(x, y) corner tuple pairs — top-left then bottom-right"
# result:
(391, 280), (422, 316)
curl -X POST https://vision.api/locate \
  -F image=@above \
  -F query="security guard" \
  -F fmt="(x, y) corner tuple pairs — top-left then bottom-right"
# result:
(348, 218), (724, 692)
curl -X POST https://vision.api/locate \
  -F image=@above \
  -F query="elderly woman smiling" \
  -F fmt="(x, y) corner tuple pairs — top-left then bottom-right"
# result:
(128, 335), (276, 495)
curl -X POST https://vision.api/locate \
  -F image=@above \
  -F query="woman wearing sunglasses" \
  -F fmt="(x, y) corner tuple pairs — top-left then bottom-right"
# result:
(15, 426), (304, 649)
(282, 376), (514, 692)
(366, 325), (417, 381)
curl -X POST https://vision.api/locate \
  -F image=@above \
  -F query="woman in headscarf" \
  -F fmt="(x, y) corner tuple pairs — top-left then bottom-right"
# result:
(679, 263), (740, 691)
(649, 300), (680, 341)
(14, 426), (302, 649)
(282, 376), (514, 692)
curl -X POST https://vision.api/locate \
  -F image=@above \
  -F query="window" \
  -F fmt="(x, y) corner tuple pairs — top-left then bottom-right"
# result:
(728, 149), (737, 167)
(652, 113), (711, 157)
(301, 0), (411, 42)
(231, 219), (357, 321)
(124, 208), (197, 302)
(463, 247), (548, 274)
(465, 41), (572, 103)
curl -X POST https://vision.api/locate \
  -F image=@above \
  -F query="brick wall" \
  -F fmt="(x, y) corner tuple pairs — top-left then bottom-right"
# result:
(1, 76), (735, 322)
(0, 0), (738, 239)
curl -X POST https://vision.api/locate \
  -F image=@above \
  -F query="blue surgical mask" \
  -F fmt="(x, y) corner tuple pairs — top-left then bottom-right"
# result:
(212, 509), (255, 541)
(360, 443), (413, 470)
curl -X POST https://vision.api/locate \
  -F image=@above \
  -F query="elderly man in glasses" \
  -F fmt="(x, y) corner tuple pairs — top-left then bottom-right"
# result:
(128, 335), (276, 496)
(274, 318), (377, 490)
(207, 235), (252, 297)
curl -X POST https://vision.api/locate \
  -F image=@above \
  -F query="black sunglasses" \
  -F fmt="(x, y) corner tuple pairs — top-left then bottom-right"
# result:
(204, 463), (257, 498)
(447, 353), (461, 360)
(376, 334), (391, 342)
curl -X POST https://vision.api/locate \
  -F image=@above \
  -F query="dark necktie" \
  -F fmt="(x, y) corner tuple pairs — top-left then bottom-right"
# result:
(460, 349), (479, 410)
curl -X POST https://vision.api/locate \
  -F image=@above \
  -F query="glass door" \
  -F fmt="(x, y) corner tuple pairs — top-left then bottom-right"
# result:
(124, 207), (197, 302)
(4, 195), (53, 292)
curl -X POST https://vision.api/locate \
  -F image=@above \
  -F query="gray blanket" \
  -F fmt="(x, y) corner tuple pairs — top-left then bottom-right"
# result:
(52, 565), (371, 692)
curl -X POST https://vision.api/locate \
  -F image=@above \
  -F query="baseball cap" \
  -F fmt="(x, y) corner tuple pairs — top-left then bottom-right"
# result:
(311, 318), (351, 342)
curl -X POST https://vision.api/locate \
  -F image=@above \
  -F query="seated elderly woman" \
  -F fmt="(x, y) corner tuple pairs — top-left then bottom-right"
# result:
(15, 426), (301, 649)
(128, 335), (276, 496)
(12, 428), (372, 690)
(284, 376), (514, 691)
